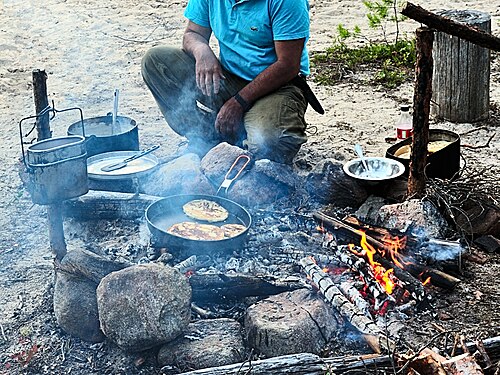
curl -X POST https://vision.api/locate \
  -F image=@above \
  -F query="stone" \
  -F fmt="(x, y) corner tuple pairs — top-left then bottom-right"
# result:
(96, 263), (192, 352)
(305, 159), (368, 208)
(376, 199), (450, 238)
(141, 153), (215, 196)
(53, 271), (105, 343)
(200, 142), (252, 187)
(453, 202), (500, 237)
(474, 235), (500, 253)
(53, 248), (131, 343)
(157, 318), (245, 370)
(355, 195), (390, 224)
(245, 288), (339, 358)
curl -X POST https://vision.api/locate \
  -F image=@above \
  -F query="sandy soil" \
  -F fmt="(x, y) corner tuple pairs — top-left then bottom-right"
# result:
(0, 0), (499, 374)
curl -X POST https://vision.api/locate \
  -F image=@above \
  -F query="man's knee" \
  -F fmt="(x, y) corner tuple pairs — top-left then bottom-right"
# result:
(141, 46), (186, 81)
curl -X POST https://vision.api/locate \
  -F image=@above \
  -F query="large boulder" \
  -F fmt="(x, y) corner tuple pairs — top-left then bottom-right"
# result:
(96, 263), (191, 352)
(305, 159), (368, 208)
(157, 318), (245, 370)
(53, 248), (131, 343)
(376, 199), (451, 238)
(245, 289), (339, 357)
(200, 142), (252, 186)
(53, 271), (105, 343)
(142, 153), (215, 196)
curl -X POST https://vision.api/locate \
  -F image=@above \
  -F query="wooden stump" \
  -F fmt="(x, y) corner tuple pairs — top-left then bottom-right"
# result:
(431, 10), (491, 122)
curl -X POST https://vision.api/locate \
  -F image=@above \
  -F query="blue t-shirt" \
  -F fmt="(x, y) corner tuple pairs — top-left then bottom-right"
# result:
(184, 0), (310, 81)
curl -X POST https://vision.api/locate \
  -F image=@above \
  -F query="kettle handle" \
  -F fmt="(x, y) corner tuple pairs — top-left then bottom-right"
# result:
(18, 104), (85, 171)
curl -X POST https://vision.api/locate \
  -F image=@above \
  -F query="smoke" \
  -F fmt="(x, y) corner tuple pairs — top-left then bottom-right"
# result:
(411, 227), (464, 261)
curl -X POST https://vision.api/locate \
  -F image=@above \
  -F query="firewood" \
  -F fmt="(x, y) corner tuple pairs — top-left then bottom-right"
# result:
(175, 352), (396, 375)
(400, 2), (500, 52)
(63, 191), (161, 220)
(314, 212), (428, 302)
(300, 257), (396, 353)
(189, 273), (306, 302)
(442, 353), (483, 374)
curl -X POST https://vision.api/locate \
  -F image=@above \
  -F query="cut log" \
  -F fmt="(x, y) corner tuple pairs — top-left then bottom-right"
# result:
(400, 2), (500, 52)
(432, 10), (491, 122)
(63, 191), (162, 220)
(408, 27), (433, 198)
(189, 273), (306, 302)
(175, 352), (396, 375)
(300, 257), (396, 353)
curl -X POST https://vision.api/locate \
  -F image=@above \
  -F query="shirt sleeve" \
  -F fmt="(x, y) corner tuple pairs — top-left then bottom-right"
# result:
(184, 0), (211, 28)
(269, 0), (310, 41)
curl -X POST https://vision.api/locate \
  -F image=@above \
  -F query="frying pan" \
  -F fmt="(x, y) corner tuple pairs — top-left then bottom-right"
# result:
(145, 194), (252, 255)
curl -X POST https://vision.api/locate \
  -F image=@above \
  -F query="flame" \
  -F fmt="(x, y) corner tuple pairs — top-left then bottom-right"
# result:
(357, 232), (396, 295)
(422, 276), (431, 286)
(380, 234), (410, 269)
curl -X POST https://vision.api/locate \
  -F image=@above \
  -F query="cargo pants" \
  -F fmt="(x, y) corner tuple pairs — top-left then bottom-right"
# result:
(141, 46), (308, 164)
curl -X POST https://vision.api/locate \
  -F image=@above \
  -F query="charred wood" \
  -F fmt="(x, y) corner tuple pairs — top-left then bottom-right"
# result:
(300, 257), (396, 353)
(338, 280), (373, 319)
(63, 191), (161, 220)
(400, 2), (500, 52)
(314, 212), (427, 301)
(189, 273), (306, 303)
(174, 352), (396, 375)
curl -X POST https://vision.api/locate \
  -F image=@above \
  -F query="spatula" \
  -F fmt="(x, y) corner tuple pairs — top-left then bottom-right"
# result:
(100, 145), (160, 172)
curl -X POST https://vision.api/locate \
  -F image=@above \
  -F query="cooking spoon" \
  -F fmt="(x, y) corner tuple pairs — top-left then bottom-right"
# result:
(101, 145), (160, 172)
(354, 144), (371, 174)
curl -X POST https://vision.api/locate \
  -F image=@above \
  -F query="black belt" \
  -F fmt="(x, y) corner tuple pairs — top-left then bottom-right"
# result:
(290, 74), (325, 115)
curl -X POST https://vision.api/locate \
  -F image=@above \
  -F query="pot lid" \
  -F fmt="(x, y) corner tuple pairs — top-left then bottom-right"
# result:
(87, 150), (158, 180)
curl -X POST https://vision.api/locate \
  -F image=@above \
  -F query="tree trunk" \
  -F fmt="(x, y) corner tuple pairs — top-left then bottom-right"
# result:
(432, 10), (491, 122)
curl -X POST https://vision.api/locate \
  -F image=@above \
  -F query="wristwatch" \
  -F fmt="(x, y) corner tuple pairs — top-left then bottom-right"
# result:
(233, 92), (252, 112)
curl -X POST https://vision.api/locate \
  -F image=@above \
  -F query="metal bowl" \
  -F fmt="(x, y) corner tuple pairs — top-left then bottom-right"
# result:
(343, 157), (405, 184)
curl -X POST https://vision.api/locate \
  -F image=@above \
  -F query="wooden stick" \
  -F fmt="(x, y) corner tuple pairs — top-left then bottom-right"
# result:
(407, 27), (434, 198)
(175, 352), (396, 375)
(300, 257), (396, 353)
(32, 69), (51, 141)
(47, 204), (67, 261)
(401, 2), (500, 52)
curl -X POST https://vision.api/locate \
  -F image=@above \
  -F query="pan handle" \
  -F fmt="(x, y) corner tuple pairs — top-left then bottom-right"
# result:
(216, 154), (251, 196)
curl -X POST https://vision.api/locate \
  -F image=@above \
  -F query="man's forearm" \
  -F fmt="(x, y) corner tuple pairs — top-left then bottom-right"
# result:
(237, 61), (299, 104)
(182, 30), (212, 60)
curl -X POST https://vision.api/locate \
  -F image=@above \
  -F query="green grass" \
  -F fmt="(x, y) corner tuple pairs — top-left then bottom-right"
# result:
(311, 39), (416, 89)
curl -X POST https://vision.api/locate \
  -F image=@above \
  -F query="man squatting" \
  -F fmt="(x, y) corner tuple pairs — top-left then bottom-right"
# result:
(141, 0), (322, 165)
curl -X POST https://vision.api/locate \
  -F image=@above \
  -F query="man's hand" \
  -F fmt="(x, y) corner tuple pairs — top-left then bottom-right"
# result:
(215, 97), (245, 141)
(194, 49), (225, 96)
(183, 21), (225, 96)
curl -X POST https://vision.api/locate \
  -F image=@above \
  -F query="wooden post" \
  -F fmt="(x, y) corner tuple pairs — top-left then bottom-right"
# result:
(432, 10), (491, 122)
(32, 70), (66, 260)
(407, 27), (434, 199)
(32, 69), (51, 141)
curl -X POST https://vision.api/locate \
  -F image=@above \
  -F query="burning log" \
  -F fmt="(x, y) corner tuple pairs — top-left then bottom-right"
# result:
(189, 273), (306, 303)
(314, 211), (460, 292)
(175, 352), (396, 375)
(321, 241), (396, 311)
(338, 280), (373, 319)
(300, 257), (396, 353)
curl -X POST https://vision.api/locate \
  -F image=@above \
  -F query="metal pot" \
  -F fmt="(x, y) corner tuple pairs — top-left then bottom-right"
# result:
(67, 114), (139, 157)
(145, 194), (252, 255)
(386, 129), (461, 180)
(25, 135), (89, 205)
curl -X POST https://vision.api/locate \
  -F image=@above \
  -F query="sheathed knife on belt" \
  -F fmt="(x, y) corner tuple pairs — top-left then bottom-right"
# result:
(290, 74), (325, 115)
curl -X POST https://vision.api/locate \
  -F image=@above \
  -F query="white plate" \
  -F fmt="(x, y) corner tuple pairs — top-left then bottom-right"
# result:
(87, 151), (158, 180)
